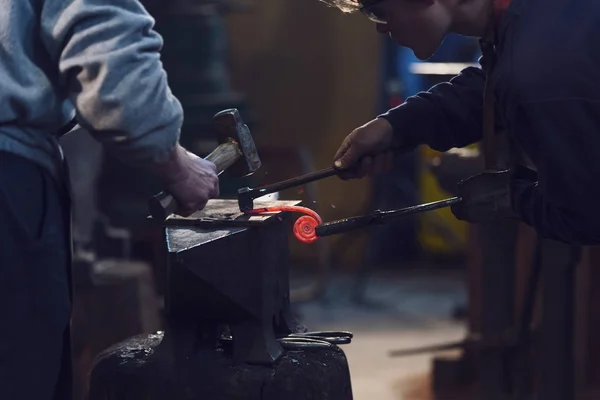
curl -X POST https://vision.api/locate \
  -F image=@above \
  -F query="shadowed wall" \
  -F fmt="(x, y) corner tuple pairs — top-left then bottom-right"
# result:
(226, 0), (382, 266)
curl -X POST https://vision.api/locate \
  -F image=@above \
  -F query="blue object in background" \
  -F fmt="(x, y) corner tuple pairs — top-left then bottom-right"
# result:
(396, 33), (481, 98)
(396, 46), (424, 99)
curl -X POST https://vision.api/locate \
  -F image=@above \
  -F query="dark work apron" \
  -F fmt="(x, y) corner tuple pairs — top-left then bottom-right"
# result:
(0, 119), (77, 400)
(480, 0), (535, 171)
(52, 118), (79, 400)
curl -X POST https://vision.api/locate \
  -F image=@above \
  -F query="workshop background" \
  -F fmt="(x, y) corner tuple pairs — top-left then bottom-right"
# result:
(58, 1), (600, 400)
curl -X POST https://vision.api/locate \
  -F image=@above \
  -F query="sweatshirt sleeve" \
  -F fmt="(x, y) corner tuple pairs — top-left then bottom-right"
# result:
(40, 0), (182, 165)
(510, 98), (600, 245)
(379, 58), (486, 152)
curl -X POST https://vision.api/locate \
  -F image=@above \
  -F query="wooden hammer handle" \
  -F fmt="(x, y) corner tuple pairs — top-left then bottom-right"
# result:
(148, 141), (242, 221)
(205, 140), (242, 172)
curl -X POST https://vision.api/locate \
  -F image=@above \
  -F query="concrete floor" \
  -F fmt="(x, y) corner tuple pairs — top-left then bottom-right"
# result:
(293, 269), (467, 400)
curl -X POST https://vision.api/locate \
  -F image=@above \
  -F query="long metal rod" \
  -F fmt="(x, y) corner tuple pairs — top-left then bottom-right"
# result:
(243, 168), (338, 200)
(315, 197), (462, 238)
(377, 197), (461, 218)
(389, 338), (473, 358)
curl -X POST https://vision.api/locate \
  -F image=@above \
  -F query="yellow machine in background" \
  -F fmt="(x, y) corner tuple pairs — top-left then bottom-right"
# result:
(417, 146), (469, 255)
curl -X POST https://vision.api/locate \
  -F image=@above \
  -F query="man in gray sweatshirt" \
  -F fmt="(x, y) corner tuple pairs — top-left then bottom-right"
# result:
(0, 0), (220, 398)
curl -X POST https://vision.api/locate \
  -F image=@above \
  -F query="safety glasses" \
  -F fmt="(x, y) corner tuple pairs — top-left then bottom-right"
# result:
(359, 0), (388, 24)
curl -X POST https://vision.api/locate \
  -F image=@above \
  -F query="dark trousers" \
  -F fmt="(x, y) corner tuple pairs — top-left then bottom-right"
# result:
(0, 152), (72, 400)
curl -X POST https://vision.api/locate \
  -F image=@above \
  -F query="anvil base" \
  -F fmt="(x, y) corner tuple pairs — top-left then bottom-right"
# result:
(88, 332), (354, 400)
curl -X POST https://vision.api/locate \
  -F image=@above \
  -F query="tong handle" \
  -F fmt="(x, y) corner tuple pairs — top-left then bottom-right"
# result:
(315, 214), (379, 237)
(256, 168), (338, 196)
(315, 197), (462, 238)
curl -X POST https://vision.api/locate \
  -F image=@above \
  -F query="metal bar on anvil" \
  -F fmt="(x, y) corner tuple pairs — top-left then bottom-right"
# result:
(315, 197), (462, 238)
(162, 199), (302, 227)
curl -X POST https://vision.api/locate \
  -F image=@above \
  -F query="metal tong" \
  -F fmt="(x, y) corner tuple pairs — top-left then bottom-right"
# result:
(237, 166), (473, 238)
(315, 197), (461, 237)
(238, 168), (338, 211)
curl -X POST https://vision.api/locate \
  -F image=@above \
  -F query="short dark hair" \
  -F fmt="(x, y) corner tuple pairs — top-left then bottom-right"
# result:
(318, 0), (362, 13)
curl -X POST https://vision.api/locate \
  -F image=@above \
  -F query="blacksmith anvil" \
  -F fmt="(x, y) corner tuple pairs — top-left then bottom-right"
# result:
(87, 199), (354, 400)
(162, 198), (306, 364)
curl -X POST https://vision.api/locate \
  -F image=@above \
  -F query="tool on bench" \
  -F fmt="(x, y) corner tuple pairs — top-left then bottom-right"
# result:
(218, 330), (354, 350)
(149, 109), (261, 221)
(286, 330), (354, 346)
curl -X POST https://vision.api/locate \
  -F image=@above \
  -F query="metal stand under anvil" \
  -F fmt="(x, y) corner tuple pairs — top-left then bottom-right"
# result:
(87, 200), (354, 400)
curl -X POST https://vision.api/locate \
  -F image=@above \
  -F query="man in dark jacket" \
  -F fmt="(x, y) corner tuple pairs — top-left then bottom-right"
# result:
(321, 0), (600, 245)
(0, 0), (219, 398)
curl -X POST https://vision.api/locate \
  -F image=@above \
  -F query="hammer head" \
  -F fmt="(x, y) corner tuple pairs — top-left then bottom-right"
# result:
(212, 109), (261, 177)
